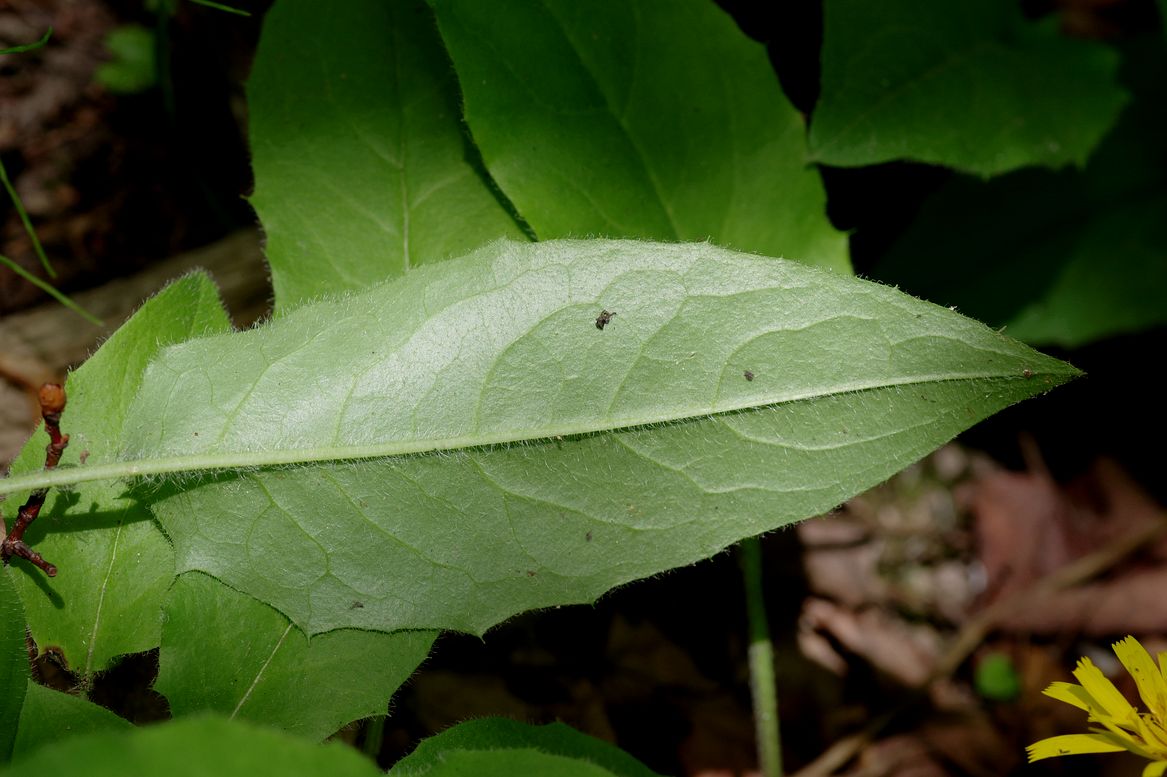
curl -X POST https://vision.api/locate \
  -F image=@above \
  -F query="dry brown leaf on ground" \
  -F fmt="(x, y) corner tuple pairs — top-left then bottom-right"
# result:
(799, 599), (943, 688)
(837, 735), (947, 777)
(969, 458), (1167, 634)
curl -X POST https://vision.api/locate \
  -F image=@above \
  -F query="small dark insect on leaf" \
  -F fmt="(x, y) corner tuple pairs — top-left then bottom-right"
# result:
(595, 309), (616, 330)
(585, 531), (593, 542)
(526, 570), (537, 577)
(350, 601), (364, 609)
(743, 370), (755, 381)
(1023, 368), (1034, 379)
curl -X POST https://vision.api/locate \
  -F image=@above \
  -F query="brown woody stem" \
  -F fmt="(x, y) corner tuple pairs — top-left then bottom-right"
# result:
(1, 383), (68, 576)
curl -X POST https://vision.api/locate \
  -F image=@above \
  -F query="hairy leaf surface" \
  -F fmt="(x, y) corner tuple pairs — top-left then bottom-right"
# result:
(5, 274), (230, 674)
(810, 0), (1126, 176)
(430, 0), (848, 272)
(157, 572), (435, 739)
(249, 0), (525, 309)
(1, 240), (1077, 635)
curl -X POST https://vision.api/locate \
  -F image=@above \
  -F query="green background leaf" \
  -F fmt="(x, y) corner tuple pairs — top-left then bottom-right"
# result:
(6, 273), (230, 675)
(12, 683), (131, 760)
(873, 37), (1167, 346)
(95, 25), (157, 94)
(248, 0), (525, 309)
(156, 572), (435, 739)
(0, 570), (27, 763)
(1, 716), (380, 777)
(393, 749), (624, 777)
(19, 239), (1072, 637)
(810, 0), (1127, 176)
(389, 718), (662, 777)
(429, 0), (848, 272)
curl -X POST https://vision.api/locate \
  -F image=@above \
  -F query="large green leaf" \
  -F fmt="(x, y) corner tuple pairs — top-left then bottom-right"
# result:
(0, 716), (380, 777)
(389, 718), (662, 777)
(0, 570), (26, 763)
(249, 0), (525, 310)
(1002, 195), (1167, 344)
(809, 0), (1127, 176)
(393, 750), (628, 777)
(12, 683), (131, 760)
(1, 240), (1078, 636)
(873, 37), (1167, 346)
(5, 273), (230, 675)
(156, 572), (435, 739)
(429, 0), (848, 272)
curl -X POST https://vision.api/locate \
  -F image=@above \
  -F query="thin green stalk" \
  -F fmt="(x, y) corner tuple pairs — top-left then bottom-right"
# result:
(1, 156), (56, 278)
(0, 253), (102, 326)
(188, 0), (252, 16)
(361, 715), (386, 762)
(741, 536), (783, 777)
(0, 132), (101, 325)
(0, 27), (52, 55)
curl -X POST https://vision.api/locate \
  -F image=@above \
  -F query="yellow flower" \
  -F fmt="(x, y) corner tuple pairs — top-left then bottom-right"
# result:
(1028, 636), (1167, 776)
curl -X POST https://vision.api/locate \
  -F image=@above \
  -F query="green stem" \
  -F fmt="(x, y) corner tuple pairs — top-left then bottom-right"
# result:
(0, 27), (52, 55)
(188, 0), (252, 16)
(0, 253), (102, 326)
(1, 156), (56, 278)
(361, 715), (386, 762)
(741, 536), (783, 777)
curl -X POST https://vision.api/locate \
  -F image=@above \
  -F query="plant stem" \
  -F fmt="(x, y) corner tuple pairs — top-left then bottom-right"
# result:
(361, 715), (386, 762)
(1, 156), (56, 278)
(0, 27), (52, 55)
(1, 384), (68, 576)
(0, 253), (102, 325)
(741, 536), (782, 777)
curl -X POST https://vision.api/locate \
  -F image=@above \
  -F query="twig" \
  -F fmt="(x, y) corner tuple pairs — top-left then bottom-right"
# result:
(929, 515), (1167, 681)
(1, 383), (69, 576)
(790, 515), (1167, 777)
(788, 719), (886, 777)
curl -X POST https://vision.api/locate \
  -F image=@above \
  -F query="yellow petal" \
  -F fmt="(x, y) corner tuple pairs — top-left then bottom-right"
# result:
(1027, 733), (1127, 762)
(1089, 719), (1158, 760)
(1134, 715), (1167, 756)
(1115, 637), (1167, 721)
(1044, 681), (1099, 713)
(1075, 656), (1139, 723)
(1144, 761), (1167, 777)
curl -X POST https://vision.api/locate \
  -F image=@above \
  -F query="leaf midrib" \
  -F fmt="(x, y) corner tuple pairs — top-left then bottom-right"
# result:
(0, 368), (1059, 497)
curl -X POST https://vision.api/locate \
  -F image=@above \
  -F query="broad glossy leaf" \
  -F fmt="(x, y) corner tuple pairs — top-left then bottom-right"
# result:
(0, 570), (26, 762)
(0, 716), (380, 777)
(249, 0), (525, 309)
(12, 683), (131, 760)
(156, 572), (435, 739)
(1, 240), (1079, 635)
(429, 0), (849, 272)
(810, 0), (1127, 176)
(5, 273), (230, 674)
(874, 37), (1167, 346)
(389, 718), (662, 777)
